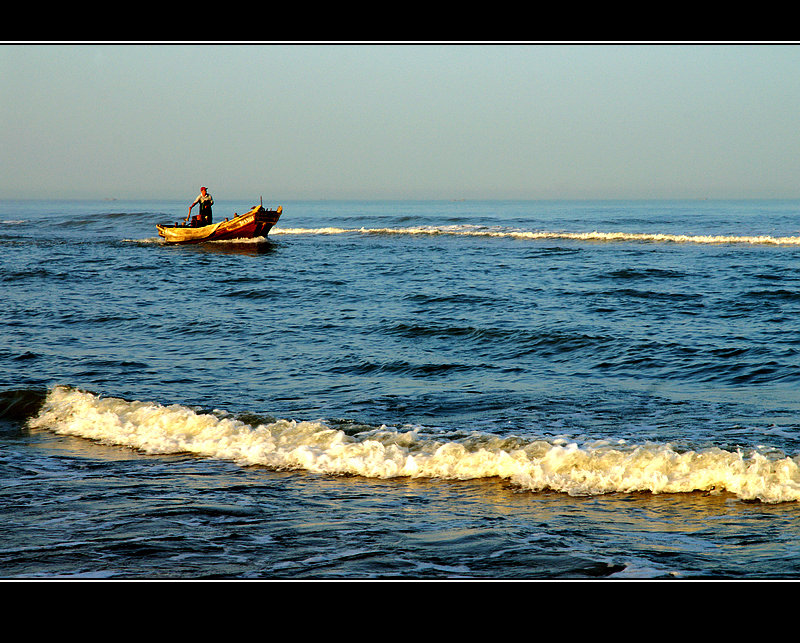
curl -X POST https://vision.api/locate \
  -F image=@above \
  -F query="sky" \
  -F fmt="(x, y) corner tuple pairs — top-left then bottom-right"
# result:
(2, 42), (800, 201)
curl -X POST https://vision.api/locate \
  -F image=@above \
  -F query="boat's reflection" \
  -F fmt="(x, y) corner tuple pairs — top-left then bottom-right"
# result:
(184, 238), (280, 256)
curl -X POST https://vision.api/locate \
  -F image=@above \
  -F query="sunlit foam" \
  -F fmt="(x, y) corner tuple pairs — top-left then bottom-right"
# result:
(270, 225), (800, 245)
(27, 386), (800, 503)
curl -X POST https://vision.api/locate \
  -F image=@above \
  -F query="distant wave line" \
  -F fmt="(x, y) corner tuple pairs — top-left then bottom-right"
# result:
(272, 226), (800, 246)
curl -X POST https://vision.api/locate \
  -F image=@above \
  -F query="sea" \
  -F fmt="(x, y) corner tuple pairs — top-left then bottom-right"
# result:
(3, 197), (800, 581)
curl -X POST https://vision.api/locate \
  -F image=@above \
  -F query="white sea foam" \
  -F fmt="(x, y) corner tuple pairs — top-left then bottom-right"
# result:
(121, 237), (163, 244)
(27, 387), (800, 503)
(271, 225), (800, 245)
(29, 387), (800, 503)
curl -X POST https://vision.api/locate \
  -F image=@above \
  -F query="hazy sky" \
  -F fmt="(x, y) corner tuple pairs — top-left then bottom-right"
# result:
(2, 43), (799, 201)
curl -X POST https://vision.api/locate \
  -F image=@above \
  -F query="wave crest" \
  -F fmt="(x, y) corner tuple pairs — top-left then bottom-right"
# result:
(26, 386), (800, 503)
(271, 225), (800, 246)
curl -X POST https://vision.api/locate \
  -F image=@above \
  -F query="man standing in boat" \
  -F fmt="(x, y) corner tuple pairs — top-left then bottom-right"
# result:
(187, 186), (214, 226)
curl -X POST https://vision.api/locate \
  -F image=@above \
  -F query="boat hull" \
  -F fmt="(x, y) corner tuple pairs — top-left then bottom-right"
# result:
(157, 205), (282, 245)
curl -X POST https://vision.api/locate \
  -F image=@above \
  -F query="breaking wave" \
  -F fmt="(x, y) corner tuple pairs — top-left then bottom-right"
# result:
(271, 225), (800, 245)
(26, 386), (800, 504)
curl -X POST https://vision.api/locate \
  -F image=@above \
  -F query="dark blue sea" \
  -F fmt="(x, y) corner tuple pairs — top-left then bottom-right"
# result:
(3, 198), (800, 580)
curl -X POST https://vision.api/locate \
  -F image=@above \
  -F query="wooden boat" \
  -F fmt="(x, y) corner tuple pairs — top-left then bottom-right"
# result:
(157, 201), (282, 245)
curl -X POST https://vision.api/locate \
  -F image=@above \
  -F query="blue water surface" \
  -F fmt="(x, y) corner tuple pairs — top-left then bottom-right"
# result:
(2, 198), (800, 579)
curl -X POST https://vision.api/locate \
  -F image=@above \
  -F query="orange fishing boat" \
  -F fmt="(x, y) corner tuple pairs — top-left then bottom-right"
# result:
(157, 200), (282, 245)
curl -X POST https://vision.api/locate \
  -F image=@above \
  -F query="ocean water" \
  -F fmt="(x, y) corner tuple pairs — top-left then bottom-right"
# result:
(3, 198), (800, 580)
